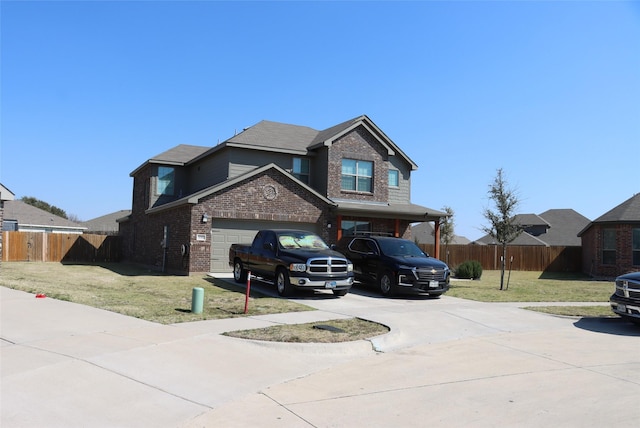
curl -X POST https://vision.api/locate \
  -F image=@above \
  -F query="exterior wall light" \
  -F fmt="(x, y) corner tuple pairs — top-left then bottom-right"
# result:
(202, 214), (208, 223)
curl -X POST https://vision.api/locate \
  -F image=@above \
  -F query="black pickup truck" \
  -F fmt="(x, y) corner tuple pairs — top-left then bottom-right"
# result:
(229, 229), (354, 297)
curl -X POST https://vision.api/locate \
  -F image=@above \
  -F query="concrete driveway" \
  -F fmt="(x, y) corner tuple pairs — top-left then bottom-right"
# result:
(2, 278), (639, 427)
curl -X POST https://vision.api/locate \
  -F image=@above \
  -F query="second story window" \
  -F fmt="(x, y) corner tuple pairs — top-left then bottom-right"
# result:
(341, 159), (373, 192)
(292, 158), (310, 184)
(388, 170), (399, 187)
(157, 166), (175, 195)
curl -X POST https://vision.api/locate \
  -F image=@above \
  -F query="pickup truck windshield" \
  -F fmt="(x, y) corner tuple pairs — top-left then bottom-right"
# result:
(278, 232), (328, 250)
(379, 240), (426, 257)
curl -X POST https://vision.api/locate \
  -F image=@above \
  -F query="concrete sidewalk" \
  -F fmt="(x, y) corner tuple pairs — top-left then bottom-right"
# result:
(2, 284), (639, 427)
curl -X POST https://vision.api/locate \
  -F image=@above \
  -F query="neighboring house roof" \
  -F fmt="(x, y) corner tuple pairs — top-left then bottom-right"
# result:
(535, 209), (590, 246)
(82, 210), (131, 234)
(473, 208), (590, 246)
(1, 183), (15, 201)
(411, 222), (471, 245)
(578, 193), (640, 236)
(513, 213), (550, 228)
(3, 200), (86, 233)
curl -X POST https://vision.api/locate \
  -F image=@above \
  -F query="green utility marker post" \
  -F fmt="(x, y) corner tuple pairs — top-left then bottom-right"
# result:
(191, 287), (204, 314)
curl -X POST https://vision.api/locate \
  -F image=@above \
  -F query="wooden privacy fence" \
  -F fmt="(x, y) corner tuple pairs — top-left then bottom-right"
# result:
(2, 231), (122, 263)
(419, 244), (582, 272)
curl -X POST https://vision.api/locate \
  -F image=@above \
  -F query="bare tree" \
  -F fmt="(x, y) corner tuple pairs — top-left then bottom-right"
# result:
(439, 206), (455, 264)
(481, 169), (521, 290)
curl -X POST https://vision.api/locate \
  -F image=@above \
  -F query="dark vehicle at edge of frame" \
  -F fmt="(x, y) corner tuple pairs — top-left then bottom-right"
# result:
(610, 271), (640, 325)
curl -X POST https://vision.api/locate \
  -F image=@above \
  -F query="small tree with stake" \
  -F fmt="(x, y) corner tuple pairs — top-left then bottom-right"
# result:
(481, 169), (522, 290)
(438, 206), (455, 265)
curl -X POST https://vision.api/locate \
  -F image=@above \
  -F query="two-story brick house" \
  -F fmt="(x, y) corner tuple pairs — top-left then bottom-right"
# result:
(119, 115), (447, 274)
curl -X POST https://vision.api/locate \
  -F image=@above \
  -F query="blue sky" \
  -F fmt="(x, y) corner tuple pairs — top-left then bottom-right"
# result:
(2, 0), (639, 241)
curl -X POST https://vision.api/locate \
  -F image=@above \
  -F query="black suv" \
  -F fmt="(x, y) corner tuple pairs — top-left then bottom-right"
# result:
(335, 235), (450, 297)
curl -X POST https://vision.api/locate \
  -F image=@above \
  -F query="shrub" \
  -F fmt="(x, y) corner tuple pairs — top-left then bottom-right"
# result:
(455, 260), (483, 279)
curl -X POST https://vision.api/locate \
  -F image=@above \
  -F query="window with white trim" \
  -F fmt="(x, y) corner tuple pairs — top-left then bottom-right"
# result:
(341, 159), (373, 192)
(388, 169), (399, 187)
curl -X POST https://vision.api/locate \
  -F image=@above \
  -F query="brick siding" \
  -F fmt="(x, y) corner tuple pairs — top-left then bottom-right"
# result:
(582, 223), (639, 277)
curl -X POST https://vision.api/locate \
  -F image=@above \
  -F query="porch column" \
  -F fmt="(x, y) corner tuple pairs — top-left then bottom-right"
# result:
(394, 218), (400, 237)
(336, 215), (342, 241)
(434, 220), (441, 260)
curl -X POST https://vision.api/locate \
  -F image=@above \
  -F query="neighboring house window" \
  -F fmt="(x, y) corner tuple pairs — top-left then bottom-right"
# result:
(341, 159), (373, 192)
(602, 228), (616, 265)
(633, 228), (640, 266)
(157, 166), (175, 195)
(342, 220), (370, 235)
(292, 158), (310, 184)
(388, 169), (399, 187)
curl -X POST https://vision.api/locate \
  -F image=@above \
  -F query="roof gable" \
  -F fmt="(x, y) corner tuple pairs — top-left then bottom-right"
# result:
(146, 163), (335, 214)
(578, 193), (640, 236)
(1, 183), (15, 201)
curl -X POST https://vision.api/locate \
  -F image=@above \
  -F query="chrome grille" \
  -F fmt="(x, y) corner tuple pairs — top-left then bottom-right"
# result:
(615, 279), (640, 299)
(308, 258), (349, 274)
(416, 268), (447, 282)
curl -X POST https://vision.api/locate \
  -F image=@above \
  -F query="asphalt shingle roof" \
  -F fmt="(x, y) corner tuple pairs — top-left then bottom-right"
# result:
(592, 193), (640, 223)
(474, 208), (590, 246)
(3, 200), (86, 230)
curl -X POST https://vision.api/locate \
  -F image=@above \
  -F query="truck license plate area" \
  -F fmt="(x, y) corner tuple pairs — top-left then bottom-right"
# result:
(429, 281), (439, 288)
(325, 281), (337, 289)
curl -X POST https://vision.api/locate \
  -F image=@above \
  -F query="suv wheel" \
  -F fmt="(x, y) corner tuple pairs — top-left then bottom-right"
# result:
(379, 271), (397, 297)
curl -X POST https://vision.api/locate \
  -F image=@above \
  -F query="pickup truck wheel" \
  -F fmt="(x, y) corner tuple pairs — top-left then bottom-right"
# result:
(332, 289), (348, 297)
(379, 271), (397, 297)
(233, 259), (248, 283)
(276, 268), (293, 297)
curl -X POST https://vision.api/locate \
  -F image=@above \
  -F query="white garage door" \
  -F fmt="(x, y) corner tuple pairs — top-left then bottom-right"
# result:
(209, 219), (320, 273)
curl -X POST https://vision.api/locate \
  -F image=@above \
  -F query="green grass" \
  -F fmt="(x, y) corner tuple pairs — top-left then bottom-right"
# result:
(0, 263), (619, 336)
(448, 270), (612, 302)
(524, 305), (614, 318)
(448, 270), (614, 317)
(0, 262), (313, 324)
